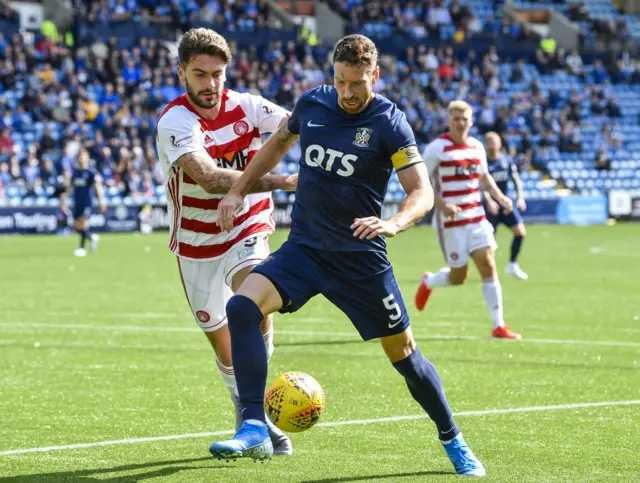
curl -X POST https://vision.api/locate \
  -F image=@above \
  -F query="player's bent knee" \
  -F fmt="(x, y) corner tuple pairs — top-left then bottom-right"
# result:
(449, 267), (468, 285)
(471, 248), (496, 278)
(233, 273), (283, 316)
(380, 328), (416, 363)
(512, 224), (526, 237)
(260, 313), (273, 334)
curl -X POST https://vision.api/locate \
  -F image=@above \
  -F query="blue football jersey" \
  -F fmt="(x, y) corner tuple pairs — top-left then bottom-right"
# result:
(487, 152), (516, 196)
(72, 168), (96, 207)
(286, 86), (422, 255)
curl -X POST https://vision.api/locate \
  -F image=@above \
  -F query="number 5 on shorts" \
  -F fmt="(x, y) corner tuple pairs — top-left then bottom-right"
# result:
(383, 294), (401, 321)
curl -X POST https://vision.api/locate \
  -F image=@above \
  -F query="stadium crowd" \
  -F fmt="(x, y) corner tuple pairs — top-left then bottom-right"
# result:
(0, 0), (639, 202)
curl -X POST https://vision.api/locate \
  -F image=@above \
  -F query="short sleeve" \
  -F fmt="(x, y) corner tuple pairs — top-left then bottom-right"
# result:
(156, 109), (204, 166)
(422, 141), (440, 178)
(253, 96), (289, 134)
(386, 111), (423, 171)
(286, 95), (305, 135)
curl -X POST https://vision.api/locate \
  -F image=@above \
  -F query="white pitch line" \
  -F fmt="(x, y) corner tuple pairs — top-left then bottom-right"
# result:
(1, 399), (639, 457)
(0, 310), (183, 319)
(589, 246), (640, 258)
(1, 323), (639, 347)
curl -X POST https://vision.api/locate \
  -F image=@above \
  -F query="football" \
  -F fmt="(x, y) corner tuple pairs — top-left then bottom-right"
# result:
(264, 371), (325, 433)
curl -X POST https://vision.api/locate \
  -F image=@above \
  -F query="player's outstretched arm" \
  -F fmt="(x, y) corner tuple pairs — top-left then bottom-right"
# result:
(217, 119), (299, 231)
(479, 173), (512, 214)
(228, 120), (299, 198)
(177, 150), (297, 195)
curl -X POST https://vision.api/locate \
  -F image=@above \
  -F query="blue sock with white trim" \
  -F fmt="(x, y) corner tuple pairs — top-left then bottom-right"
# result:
(392, 346), (460, 441)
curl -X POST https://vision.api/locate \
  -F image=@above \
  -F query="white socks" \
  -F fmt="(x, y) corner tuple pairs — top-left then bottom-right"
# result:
(216, 358), (236, 392)
(482, 277), (505, 328)
(263, 326), (274, 361)
(217, 326), (275, 393)
(426, 268), (452, 289)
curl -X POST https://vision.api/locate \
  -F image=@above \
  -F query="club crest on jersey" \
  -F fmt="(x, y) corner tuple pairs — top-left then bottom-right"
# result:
(353, 127), (373, 148)
(233, 120), (250, 136)
(196, 311), (211, 323)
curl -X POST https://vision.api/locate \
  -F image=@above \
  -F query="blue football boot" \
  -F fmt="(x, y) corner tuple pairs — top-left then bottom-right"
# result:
(442, 434), (486, 476)
(209, 421), (273, 461)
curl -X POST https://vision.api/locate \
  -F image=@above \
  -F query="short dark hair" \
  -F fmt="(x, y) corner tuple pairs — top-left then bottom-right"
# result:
(178, 28), (232, 66)
(332, 34), (378, 68)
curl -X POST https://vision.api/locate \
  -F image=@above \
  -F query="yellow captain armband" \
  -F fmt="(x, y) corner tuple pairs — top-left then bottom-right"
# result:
(391, 144), (422, 171)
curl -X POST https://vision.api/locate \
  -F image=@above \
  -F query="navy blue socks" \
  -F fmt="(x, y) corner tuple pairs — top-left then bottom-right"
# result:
(392, 346), (460, 441)
(510, 235), (524, 263)
(226, 295), (268, 422)
(78, 229), (88, 249)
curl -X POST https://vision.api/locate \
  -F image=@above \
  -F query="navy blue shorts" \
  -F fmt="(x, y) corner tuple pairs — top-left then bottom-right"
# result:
(73, 204), (92, 219)
(486, 206), (523, 228)
(252, 241), (410, 341)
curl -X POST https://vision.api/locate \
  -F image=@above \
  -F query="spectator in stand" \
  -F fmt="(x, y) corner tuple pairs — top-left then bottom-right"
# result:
(0, 128), (13, 155)
(592, 60), (609, 84)
(0, 161), (11, 188)
(607, 97), (623, 118)
(565, 48), (584, 78)
(595, 145), (610, 170)
(595, 144), (611, 171)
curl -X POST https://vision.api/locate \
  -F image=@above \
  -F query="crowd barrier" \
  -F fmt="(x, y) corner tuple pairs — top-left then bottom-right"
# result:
(0, 195), (614, 235)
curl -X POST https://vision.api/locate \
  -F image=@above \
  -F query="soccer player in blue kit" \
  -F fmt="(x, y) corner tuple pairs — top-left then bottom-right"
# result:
(210, 35), (485, 476)
(483, 132), (528, 280)
(69, 148), (106, 257)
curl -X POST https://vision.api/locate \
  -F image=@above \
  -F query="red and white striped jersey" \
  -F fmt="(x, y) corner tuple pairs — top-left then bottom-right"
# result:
(156, 90), (288, 260)
(423, 133), (488, 229)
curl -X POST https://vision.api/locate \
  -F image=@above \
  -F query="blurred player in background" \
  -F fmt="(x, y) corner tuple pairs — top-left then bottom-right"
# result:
(483, 132), (528, 280)
(70, 148), (106, 257)
(416, 101), (521, 340)
(210, 35), (486, 477)
(155, 28), (296, 455)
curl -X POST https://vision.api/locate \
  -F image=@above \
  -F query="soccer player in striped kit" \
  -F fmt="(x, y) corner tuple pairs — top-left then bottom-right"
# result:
(415, 101), (521, 339)
(156, 28), (297, 454)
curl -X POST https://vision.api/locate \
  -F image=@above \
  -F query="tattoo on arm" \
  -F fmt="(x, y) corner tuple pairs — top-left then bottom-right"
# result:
(177, 151), (281, 194)
(276, 122), (299, 145)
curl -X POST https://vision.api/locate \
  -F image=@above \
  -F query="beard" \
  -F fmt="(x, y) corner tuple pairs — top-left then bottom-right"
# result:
(185, 79), (219, 109)
(339, 93), (370, 114)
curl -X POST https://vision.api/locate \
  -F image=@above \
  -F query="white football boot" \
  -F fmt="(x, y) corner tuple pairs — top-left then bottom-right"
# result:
(505, 262), (528, 280)
(73, 248), (87, 257)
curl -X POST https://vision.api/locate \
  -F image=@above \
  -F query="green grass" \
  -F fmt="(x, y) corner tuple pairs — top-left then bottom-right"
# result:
(1, 224), (639, 482)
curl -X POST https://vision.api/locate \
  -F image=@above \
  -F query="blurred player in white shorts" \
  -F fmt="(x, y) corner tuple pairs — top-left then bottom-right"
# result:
(156, 28), (297, 454)
(414, 101), (521, 339)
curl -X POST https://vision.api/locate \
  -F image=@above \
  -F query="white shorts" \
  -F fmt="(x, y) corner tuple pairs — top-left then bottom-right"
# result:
(435, 219), (497, 268)
(177, 234), (270, 332)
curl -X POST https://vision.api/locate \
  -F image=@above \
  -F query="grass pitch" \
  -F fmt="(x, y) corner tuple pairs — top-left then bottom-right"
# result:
(0, 224), (639, 482)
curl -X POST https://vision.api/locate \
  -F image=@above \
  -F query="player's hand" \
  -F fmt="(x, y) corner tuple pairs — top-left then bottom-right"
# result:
(485, 198), (499, 216)
(441, 203), (461, 221)
(517, 197), (526, 212)
(216, 191), (244, 232)
(499, 196), (513, 215)
(280, 173), (298, 192)
(351, 217), (398, 240)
